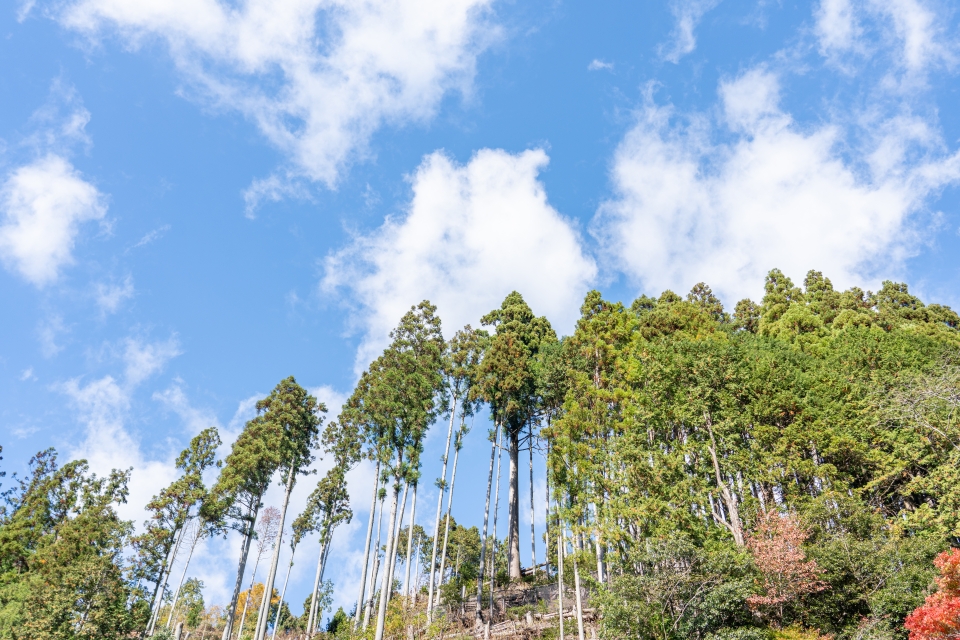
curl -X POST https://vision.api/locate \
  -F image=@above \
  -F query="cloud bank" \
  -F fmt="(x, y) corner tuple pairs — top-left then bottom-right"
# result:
(593, 68), (960, 302)
(323, 148), (597, 370)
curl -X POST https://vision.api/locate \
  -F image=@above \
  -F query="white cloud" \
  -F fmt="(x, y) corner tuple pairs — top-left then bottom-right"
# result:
(593, 68), (960, 303)
(312, 384), (347, 421)
(128, 224), (170, 251)
(154, 380), (222, 435)
(323, 148), (597, 370)
(95, 275), (134, 314)
(814, 0), (956, 76)
(660, 0), (720, 63)
(56, 0), (500, 195)
(20, 367), (37, 381)
(38, 314), (67, 357)
(588, 59), (614, 71)
(0, 155), (107, 286)
(879, 0), (956, 73)
(63, 336), (181, 522)
(814, 0), (862, 56)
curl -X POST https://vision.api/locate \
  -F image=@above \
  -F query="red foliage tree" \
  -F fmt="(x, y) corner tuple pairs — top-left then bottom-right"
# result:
(746, 511), (828, 624)
(905, 548), (960, 640)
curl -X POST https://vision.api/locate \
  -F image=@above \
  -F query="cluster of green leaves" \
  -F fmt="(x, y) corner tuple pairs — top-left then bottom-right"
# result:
(546, 270), (960, 640)
(0, 450), (144, 639)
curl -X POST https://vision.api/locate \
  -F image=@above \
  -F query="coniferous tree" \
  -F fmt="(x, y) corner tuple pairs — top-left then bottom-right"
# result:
(252, 377), (324, 640)
(478, 292), (557, 580)
(371, 301), (445, 640)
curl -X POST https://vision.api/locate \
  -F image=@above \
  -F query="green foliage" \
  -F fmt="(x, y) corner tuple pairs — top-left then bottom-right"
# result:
(547, 269), (960, 640)
(0, 450), (144, 640)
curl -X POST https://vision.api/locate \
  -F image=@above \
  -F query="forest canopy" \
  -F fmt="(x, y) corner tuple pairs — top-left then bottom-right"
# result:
(1, 268), (960, 640)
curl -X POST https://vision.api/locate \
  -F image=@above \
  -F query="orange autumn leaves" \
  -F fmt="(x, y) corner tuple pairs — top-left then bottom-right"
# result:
(906, 549), (960, 640)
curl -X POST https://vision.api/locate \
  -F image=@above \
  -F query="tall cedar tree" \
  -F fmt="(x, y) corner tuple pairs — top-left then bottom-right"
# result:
(478, 292), (556, 579)
(371, 301), (445, 640)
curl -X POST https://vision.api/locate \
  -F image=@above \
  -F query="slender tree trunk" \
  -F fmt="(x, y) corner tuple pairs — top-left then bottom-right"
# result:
(270, 545), (297, 640)
(146, 533), (180, 635)
(354, 461), (381, 629)
(149, 522), (188, 635)
(476, 424), (499, 626)
(363, 495), (386, 630)
(254, 466), (296, 640)
(221, 502), (259, 640)
(403, 482), (418, 603)
(572, 552), (585, 640)
(507, 427), (522, 580)
(236, 543), (265, 640)
(433, 431), (462, 614)
(364, 555), (380, 630)
(374, 480), (402, 640)
(305, 533), (326, 637)
(558, 530), (564, 640)
(489, 434), (504, 623)
(528, 422), (537, 579)
(427, 402), (457, 618)
(412, 531), (421, 604)
(385, 481), (409, 607)
(166, 524), (201, 629)
(545, 441), (551, 580)
(307, 521), (334, 635)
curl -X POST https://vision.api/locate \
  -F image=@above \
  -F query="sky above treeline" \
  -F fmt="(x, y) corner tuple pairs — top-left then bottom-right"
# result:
(2, 0), (960, 618)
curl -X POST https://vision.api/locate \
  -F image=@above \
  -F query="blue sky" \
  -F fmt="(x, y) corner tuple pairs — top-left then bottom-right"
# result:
(2, 0), (960, 620)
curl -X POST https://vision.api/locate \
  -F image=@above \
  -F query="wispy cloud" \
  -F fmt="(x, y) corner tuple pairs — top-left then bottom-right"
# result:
(38, 315), (67, 357)
(55, 0), (501, 206)
(660, 0), (721, 63)
(95, 275), (134, 315)
(588, 59), (614, 71)
(63, 335), (182, 522)
(128, 224), (170, 251)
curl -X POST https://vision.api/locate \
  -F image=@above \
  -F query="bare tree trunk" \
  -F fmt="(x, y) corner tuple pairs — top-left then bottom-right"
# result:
(270, 544), (297, 640)
(705, 414), (744, 546)
(305, 532), (326, 636)
(528, 422), (537, 579)
(354, 460), (380, 629)
(475, 424), (500, 626)
(363, 494), (386, 630)
(433, 430), (463, 614)
(221, 503), (259, 640)
(146, 532), (180, 635)
(374, 480), (402, 640)
(403, 482), (418, 603)
(558, 531), (564, 640)
(149, 522), (188, 635)
(427, 401), (457, 619)
(572, 553), (585, 640)
(386, 482), (409, 606)
(489, 435), (504, 624)
(507, 427), (522, 580)
(254, 466), (296, 640)
(166, 522), (201, 629)
(412, 530), (422, 604)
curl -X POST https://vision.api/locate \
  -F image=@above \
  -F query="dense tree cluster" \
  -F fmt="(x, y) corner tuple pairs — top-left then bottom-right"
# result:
(1, 269), (959, 640)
